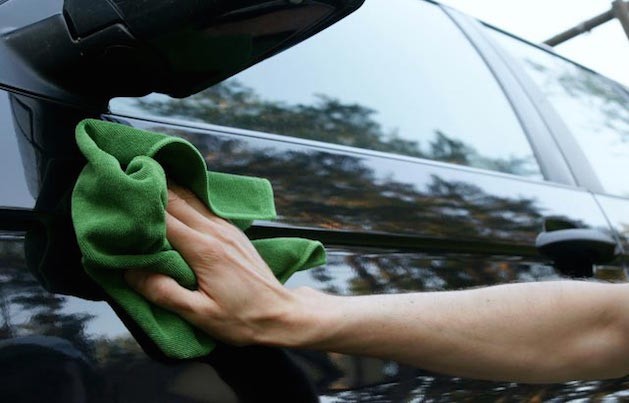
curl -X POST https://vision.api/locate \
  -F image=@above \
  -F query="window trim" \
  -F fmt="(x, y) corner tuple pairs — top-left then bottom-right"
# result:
(107, 112), (572, 188)
(440, 5), (579, 188)
(477, 22), (629, 194)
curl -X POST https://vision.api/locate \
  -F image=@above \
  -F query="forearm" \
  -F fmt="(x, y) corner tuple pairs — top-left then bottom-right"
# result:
(128, 187), (629, 383)
(281, 281), (629, 383)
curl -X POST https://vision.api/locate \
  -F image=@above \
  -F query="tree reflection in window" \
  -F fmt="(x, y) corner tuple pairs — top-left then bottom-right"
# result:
(129, 80), (542, 179)
(488, 29), (629, 196)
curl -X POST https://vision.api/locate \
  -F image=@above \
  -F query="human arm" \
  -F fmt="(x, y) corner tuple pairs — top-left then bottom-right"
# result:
(125, 185), (629, 384)
(295, 281), (629, 383)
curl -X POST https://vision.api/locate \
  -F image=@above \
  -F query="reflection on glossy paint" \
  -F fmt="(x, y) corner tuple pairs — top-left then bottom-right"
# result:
(2, 89), (625, 400)
(2, 230), (629, 400)
(118, 80), (542, 179)
(2, 232), (322, 403)
(320, 376), (629, 402)
(131, 120), (611, 248)
(286, 248), (561, 296)
(111, 0), (544, 180)
(593, 194), (629, 260)
(0, 91), (36, 208)
(0, 234), (261, 402)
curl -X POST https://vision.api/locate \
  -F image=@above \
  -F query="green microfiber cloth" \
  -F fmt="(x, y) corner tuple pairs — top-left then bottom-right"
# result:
(71, 119), (326, 359)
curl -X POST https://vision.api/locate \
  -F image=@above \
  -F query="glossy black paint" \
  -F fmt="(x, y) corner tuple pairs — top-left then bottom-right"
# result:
(0, 92), (35, 209)
(0, 91), (93, 211)
(3, 232), (629, 402)
(0, 0), (364, 104)
(594, 194), (629, 262)
(1, 0), (629, 401)
(1, 82), (628, 401)
(122, 116), (614, 253)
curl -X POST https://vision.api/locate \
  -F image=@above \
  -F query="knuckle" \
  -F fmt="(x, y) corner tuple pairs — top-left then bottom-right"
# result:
(175, 187), (197, 202)
(198, 239), (223, 259)
(188, 246), (219, 267)
(167, 190), (184, 207)
(167, 186), (197, 206)
(199, 301), (218, 319)
(221, 220), (242, 235)
(146, 276), (172, 306)
(218, 231), (239, 249)
(173, 296), (195, 313)
(225, 223), (244, 237)
(216, 225), (243, 245)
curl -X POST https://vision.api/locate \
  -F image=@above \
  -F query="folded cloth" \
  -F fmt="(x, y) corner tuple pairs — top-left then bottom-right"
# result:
(71, 119), (326, 359)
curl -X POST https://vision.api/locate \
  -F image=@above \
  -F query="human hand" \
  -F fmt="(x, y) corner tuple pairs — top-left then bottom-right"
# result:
(124, 183), (313, 347)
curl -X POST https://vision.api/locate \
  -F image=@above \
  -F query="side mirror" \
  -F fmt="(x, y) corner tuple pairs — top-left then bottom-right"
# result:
(536, 226), (619, 277)
(0, 0), (363, 106)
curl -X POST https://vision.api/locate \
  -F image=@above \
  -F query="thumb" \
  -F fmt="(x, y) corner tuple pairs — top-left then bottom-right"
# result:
(125, 270), (205, 315)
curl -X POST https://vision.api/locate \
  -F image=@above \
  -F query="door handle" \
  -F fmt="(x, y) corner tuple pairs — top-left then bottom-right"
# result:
(535, 228), (619, 277)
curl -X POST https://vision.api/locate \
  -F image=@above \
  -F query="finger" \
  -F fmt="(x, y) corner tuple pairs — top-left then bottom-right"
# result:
(167, 188), (254, 261)
(165, 211), (213, 256)
(125, 270), (210, 316)
(167, 184), (228, 232)
(168, 183), (210, 217)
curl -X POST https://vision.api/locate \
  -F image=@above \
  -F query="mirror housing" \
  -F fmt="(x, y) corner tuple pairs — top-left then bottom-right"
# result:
(0, 0), (363, 106)
(536, 228), (619, 277)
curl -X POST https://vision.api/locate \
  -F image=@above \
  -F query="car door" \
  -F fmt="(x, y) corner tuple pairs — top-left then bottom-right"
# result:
(106, 0), (626, 399)
(483, 24), (629, 272)
(1, 0), (627, 402)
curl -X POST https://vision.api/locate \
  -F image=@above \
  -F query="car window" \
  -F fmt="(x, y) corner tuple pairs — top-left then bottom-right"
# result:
(110, 0), (543, 180)
(487, 28), (629, 197)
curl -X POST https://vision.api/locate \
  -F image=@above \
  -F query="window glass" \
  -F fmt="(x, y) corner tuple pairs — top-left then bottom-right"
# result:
(488, 28), (629, 196)
(110, 0), (542, 179)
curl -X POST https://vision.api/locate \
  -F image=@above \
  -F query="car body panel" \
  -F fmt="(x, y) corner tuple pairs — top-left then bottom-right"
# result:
(1, 0), (629, 401)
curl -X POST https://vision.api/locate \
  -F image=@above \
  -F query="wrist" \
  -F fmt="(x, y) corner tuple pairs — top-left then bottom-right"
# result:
(291, 287), (341, 349)
(254, 286), (341, 349)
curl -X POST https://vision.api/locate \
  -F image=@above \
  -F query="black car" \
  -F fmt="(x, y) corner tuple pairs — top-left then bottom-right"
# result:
(2, 0), (629, 401)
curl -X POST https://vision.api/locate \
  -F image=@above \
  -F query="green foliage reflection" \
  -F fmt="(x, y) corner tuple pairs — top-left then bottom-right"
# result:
(132, 80), (540, 178)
